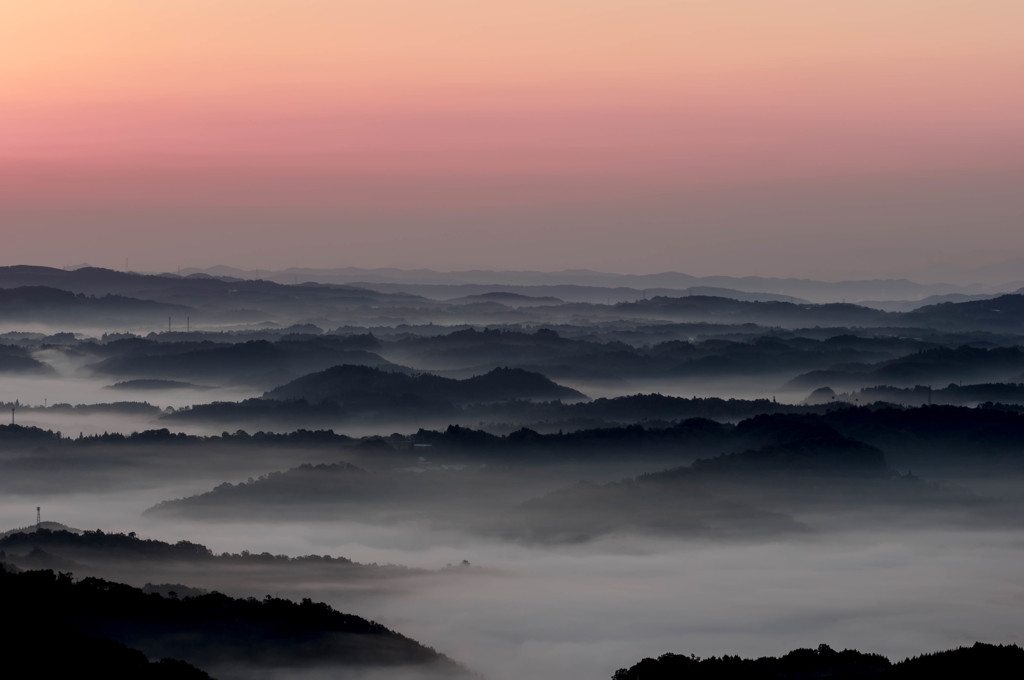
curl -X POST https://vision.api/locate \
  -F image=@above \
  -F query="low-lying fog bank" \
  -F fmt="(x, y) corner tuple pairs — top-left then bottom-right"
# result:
(177, 524), (1024, 680)
(3, 511), (1021, 680)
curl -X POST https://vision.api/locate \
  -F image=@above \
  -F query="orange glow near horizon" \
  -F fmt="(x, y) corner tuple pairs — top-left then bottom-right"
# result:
(2, 1), (1023, 277)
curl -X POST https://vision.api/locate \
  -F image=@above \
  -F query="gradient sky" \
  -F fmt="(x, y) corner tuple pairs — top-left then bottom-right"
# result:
(2, 1), (1022, 280)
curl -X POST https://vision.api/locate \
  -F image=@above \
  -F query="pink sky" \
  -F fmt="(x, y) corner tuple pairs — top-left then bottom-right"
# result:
(2, 1), (1022, 279)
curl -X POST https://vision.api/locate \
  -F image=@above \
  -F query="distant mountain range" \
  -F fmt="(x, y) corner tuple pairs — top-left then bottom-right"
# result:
(0, 265), (429, 327)
(177, 265), (1024, 304)
(8, 263), (1024, 308)
(5, 265), (1024, 334)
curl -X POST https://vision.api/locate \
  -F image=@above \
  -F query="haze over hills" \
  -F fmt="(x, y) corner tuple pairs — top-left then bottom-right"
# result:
(5, 262), (1024, 680)
(785, 345), (1024, 391)
(89, 338), (401, 388)
(142, 409), (1018, 542)
(6, 265), (1024, 337)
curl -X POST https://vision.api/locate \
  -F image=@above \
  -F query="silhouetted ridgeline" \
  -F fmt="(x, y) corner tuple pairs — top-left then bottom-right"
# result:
(904, 294), (1024, 332)
(0, 265), (432, 323)
(616, 295), (893, 327)
(0, 285), (190, 324)
(0, 342), (55, 374)
(163, 398), (366, 426)
(686, 431), (887, 477)
(263, 364), (585, 403)
(843, 382), (1024, 407)
(175, 265), (957, 299)
(0, 423), (353, 446)
(146, 419), (990, 542)
(160, 364), (586, 427)
(15, 312), (1024, 396)
(162, 392), (819, 430)
(502, 429), (982, 543)
(788, 345), (1024, 390)
(143, 458), (506, 525)
(0, 528), (412, 571)
(0, 528), (433, 613)
(107, 379), (212, 391)
(380, 327), (934, 382)
(617, 291), (1024, 333)
(0, 564), (470, 678)
(9, 405), (1024, 466)
(6, 264), (1024, 333)
(90, 339), (399, 386)
(446, 291), (565, 305)
(50, 401), (163, 415)
(612, 642), (1024, 679)
(0, 423), (64, 444)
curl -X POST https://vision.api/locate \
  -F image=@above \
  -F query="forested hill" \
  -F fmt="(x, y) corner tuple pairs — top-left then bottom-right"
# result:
(264, 364), (585, 403)
(613, 642), (1024, 679)
(0, 564), (471, 679)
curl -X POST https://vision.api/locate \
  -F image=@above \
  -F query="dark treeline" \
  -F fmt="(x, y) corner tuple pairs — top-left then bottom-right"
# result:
(0, 619), (214, 680)
(0, 342), (55, 374)
(0, 564), (469, 678)
(0, 528), (418, 570)
(14, 323), (1024, 396)
(0, 423), (353, 445)
(263, 364), (584, 402)
(836, 382), (1024, 407)
(612, 642), (1024, 679)
(787, 345), (1024, 390)
(8, 403), (1024, 465)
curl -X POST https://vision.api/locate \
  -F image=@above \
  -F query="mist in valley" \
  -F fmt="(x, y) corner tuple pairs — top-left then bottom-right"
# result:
(4, 265), (1024, 679)
(6, 503), (1024, 680)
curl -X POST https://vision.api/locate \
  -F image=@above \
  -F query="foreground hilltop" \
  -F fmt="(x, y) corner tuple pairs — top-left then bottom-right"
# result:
(0, 520), (80, 540)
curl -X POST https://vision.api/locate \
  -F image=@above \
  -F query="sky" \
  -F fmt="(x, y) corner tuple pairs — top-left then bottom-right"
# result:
(2, 1), (1022, 280)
